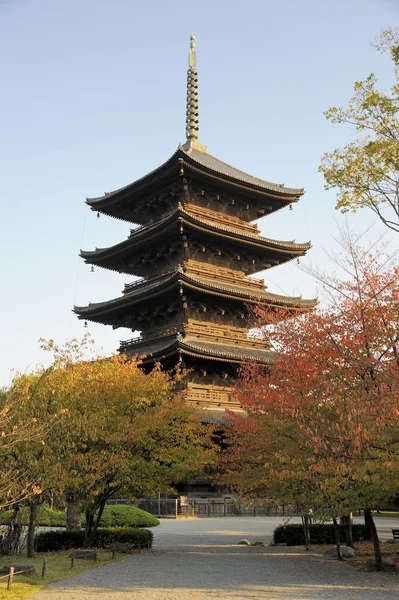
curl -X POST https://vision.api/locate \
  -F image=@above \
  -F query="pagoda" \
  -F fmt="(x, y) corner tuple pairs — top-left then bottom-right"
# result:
(74, 35), (315, 411)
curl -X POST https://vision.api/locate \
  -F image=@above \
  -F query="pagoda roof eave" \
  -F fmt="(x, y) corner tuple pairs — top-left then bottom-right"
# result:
(120, 334), (274, 365)
(80, 207), (311, 264)
(73, 269), (317, 322)
(181, 146), (304, 197)
(86, 146), (304, 214)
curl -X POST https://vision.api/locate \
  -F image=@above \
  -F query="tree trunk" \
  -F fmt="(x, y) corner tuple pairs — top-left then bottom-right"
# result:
(84, 499), (107, 547)
(84, 509), (94, 547)
(27, 497), (40, 558)
(364, 508), (382, 570)
(332, 518), (343, 561)
(344, 514), (354, 548)
(66, 503), (82, 530)
(302, 515), (310, 550)
(364, 508), (373, 540)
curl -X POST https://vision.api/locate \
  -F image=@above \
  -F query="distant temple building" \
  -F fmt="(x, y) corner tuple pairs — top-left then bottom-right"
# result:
(74, 36), (314, 411)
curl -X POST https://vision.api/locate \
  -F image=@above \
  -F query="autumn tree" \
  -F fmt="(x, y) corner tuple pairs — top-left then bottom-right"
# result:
(6, 369), (71, 557)
(320, 29), (399, 232)
(11, 336), (214, 548)
(221, 239), (399, 569)
(0, 380), (47, 510)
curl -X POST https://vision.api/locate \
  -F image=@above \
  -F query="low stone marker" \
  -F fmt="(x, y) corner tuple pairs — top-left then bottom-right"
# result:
(0, 563), (36, 575)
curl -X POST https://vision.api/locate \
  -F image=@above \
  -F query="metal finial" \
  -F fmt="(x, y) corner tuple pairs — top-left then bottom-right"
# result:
(186, 34), (199, 141)
(189, 34), (196, 68)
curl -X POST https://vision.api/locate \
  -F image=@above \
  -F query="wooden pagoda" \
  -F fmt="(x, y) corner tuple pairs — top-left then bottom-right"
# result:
(74, 35), (315, 411)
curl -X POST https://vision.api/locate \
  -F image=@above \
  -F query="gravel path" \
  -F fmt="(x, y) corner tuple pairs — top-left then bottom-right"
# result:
(32, 518), (399, 600)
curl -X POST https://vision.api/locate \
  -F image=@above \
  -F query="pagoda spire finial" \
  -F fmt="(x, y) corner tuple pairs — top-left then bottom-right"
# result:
(186, 34), (199, 142)
(183, 35), (207, 153)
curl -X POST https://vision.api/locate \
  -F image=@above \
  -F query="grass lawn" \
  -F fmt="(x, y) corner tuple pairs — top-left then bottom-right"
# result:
(0, 550), (125, 600)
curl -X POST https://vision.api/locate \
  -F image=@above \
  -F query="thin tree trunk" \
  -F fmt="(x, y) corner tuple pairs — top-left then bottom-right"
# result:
(66, 503), (82, 530)
(27, 498), (40, 558)
(302, 515), (310, 550)
(65, 490), (82, 531)
(93, 499), (107, 532)
(364, 508), (382, 570)
(332, 518), (343, 561)
(344, 513), (354, 548)
(84, 510), (94, 547)
(364, 508), (373, 540)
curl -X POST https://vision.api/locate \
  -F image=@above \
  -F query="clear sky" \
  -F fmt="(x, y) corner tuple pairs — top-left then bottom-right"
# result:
(1, 0), (397, 386)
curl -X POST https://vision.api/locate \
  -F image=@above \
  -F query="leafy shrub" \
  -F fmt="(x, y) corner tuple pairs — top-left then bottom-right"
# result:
(0, 505), (158, 528)
(35, 530), (84, 552)
(90, 506), (159, 528)
(35, 527), (153, 552)
(0, 507), (66, 527)
(274, 523), (370, 546)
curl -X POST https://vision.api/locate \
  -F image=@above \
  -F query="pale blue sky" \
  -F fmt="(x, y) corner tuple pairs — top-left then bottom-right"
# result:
(1, 0), (397, 385)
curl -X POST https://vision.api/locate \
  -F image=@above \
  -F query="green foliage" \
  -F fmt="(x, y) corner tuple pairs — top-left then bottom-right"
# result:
(92, 505), (159, 528)
(0, 505), (159, 528)
(320, 29), (399, 232)
(274, 523), (370, 546)
(0, 506), (66, 527)
(34, 527), (153, 552)
(8, 336), (214, 546)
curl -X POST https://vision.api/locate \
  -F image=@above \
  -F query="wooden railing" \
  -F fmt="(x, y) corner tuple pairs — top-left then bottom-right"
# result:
(186, 382), (240, 407)
(184, 259), (265, 290)
(185, 203), (259, 235)
(184, 320), (266, 348)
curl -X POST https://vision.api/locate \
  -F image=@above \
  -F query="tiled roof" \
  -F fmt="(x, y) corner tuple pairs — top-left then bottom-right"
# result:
(74, 269), (316, 317)
(184, 146), (304, 196)
(120, 333), (273, 365)
(86, 146), (303, 205)
(181, 339), (273, 364)
(80, 207), (311, 263)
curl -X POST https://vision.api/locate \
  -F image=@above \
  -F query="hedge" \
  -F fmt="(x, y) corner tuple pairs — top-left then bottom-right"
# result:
(34, 527), (153, 552)
(0, 507), (66, 527)
(274, 523), (370, 546)
(0, 505), (159, 528)
(93, 506), (159, 528)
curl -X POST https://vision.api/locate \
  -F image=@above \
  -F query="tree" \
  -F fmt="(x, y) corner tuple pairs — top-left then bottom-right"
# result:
(220, 239), (399, 569)
(0, 382), (46, 510)
(6, 370), (70, 557)
(10, 337), (214, 548)
(320, 29), (399, 232)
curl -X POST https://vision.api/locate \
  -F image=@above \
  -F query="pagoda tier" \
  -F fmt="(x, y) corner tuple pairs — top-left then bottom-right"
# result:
(86, 145), (304, 226)
(74, 268), (315, 332)
(80, 206), (311, 278)
(119, 333), (274, 410)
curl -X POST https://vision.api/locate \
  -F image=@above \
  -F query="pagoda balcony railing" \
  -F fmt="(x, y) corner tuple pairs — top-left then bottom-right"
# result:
(185, 382), (240, 408)
(120, 326), (182, 349)
(123, 277), (146, 293)
(123, 270), (175, 294)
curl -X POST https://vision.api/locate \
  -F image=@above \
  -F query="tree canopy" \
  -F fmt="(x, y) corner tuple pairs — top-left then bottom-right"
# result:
(320, 29), (399, 232)
(7, 336), (215, 549)
(220, 239), (399, 567)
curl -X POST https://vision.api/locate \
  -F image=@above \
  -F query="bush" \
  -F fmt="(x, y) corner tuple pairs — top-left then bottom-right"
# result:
(92, 506), (159, 528)
(0, 507), (66, 527)
(35, 527), (153, 552)
(0, 505), (158, 528)
(273, 523), (370, 546)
